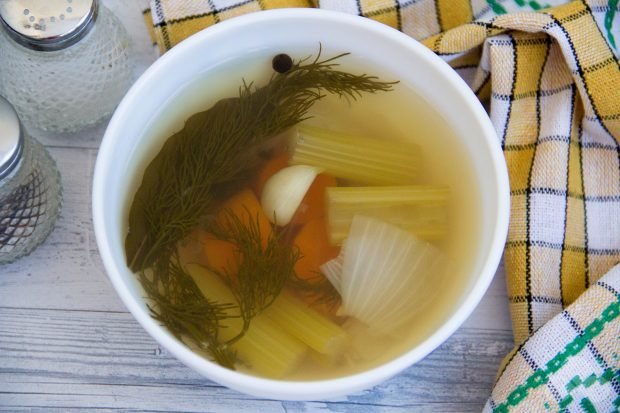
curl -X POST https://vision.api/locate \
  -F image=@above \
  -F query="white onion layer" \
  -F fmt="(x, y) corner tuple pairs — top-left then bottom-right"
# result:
(338, 215), (445, 334)
(320, 250), (344, 295)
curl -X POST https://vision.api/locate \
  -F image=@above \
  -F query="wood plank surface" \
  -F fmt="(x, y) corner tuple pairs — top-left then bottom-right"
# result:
(0, 1), (515, 412)
(0, 306), (513, 412)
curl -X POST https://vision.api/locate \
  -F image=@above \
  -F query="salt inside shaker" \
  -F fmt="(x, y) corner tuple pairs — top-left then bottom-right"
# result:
(0, 0), (132, 134)
(0, 95), (62, 264)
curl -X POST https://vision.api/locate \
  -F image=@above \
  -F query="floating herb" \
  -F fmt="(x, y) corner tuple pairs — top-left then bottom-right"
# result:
(138, 256), (239, 367)
(125, 50), (397, 367)
(289, 271), (342, 313)
(126, 50), (396, 271)
(205, 209), (301, 343)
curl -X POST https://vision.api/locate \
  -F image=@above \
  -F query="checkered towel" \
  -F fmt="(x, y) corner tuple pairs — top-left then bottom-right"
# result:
(144, 0), (620, 410)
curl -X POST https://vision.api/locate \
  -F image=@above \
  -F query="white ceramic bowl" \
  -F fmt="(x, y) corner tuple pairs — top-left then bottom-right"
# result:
(93, 9), (509, 400)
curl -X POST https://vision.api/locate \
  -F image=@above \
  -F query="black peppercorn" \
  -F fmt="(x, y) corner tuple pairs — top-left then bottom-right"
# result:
(272, 53), (293, 73)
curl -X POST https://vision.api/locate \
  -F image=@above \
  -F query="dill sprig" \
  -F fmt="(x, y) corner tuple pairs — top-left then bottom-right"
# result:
(126, 51), (396, 272)
(205, 209), (301, 344)
(288, 271), (342, 312)
(124, 50), (396, 368)
(138, 256), (239, 368)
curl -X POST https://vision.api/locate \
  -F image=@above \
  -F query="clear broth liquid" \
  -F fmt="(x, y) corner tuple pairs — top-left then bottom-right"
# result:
(127, 50), (482, 380)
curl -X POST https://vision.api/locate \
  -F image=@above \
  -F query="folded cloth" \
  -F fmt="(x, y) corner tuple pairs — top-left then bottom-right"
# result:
(416, 0), (620, 343)
(144, 0), (315, 53)
(484, 264), (619, 412)
(143, 0), (620, 410)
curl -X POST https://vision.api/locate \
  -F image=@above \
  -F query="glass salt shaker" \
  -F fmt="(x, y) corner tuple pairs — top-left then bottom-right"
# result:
(0, 0), (132, 134)
(0, 95), (62, 264)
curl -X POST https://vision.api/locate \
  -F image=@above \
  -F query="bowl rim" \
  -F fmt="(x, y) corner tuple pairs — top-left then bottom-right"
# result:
(93, 7), (510, 399)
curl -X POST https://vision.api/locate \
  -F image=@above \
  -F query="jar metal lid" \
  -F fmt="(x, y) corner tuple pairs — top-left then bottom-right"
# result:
(0, 0), (98, 51)
(0, 96), (24, 181)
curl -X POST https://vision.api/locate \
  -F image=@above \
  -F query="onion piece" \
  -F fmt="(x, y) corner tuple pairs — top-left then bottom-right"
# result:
(260, 165), (322, 226)
(338, 215), (445, 334)
(320, 249), (344, 295)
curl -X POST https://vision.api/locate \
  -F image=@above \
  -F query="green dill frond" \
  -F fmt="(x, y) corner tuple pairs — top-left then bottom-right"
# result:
(288, 271), (342, 312)
(139, 256), (239, 367)
(124, 50), (396, 368)
(206, 208), (301, 345)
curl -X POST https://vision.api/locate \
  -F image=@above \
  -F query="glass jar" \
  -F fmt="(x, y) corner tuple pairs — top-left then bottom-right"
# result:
(0, 95), (62, 264)
(0, 0), (132, 134)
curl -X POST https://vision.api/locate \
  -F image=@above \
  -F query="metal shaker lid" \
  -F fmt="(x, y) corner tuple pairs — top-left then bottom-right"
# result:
(0, 96), (24, 181)
(0, 0), (98, 51)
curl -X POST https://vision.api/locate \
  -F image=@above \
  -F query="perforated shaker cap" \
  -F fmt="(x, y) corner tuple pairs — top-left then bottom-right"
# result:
(0, 0), (98, 51)
(0, 96), (24, 181)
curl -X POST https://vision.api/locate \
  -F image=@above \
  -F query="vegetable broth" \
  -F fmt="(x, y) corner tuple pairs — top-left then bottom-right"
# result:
(127, 50), (482, 380)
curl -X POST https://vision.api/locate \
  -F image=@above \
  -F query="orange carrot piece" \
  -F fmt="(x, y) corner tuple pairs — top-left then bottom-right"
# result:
(202, 237), (239, 275)
(251, 151), (290, 197)
(201, 188), (273, 274)
(178, 227), (238, 275)
(293, 218), (340, 282)
(219, 188), (273, 246)
(291, 174), (337, 226)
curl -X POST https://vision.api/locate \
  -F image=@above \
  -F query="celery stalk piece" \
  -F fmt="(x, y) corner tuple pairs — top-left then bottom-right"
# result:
(326, 186), (449, 245)
(185, 264), (308, 378)
(291, 125), (419, 185)
(341, 318), (393, 366)
(263, 290), (349, 357)
(232, 315), (307, 378)
(309, 348), (341, 367)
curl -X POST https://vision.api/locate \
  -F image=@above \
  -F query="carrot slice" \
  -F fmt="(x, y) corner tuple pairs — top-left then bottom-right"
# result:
(293, 218), (340, 282)
(202, 237), (239, 275)
(292, 174), (337, 226)
(221, 188), (273, 245)
(201, 188), (273, 274)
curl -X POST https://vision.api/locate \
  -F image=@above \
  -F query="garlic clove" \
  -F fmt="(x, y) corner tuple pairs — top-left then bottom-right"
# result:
(260, 165), (322, 226)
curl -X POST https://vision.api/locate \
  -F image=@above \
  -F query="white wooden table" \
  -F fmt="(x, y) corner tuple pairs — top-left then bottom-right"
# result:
(0, 2), (514, 412)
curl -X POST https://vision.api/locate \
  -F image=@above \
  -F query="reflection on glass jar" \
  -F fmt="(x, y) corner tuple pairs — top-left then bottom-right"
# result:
(0, 0), (132, 134)
(0, 96), (62, 264)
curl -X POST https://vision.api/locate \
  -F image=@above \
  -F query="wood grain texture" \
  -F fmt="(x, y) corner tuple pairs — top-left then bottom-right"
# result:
(0, 148), (124, 312)
(0, 1), (515, 411)
(0, 307), (513, 412)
